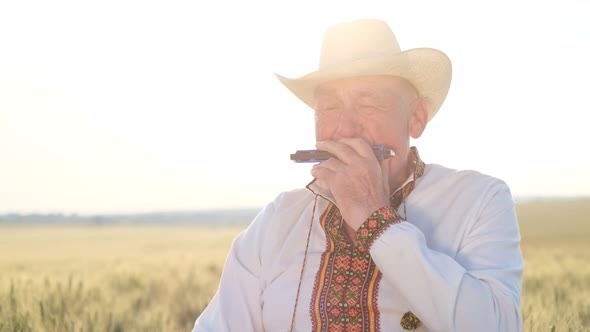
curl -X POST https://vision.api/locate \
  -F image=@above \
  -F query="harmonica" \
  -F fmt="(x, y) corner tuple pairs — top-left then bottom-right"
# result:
(290, 146), (395, 163)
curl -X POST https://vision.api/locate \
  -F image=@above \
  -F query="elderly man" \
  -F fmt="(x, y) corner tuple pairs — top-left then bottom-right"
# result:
(193, 19), (523, 332)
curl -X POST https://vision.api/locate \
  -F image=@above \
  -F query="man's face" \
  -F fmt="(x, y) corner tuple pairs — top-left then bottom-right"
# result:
(314, 75), (418, 153)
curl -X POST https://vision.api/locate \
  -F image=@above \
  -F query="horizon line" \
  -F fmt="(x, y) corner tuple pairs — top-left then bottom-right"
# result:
(1, 195), (589, 216)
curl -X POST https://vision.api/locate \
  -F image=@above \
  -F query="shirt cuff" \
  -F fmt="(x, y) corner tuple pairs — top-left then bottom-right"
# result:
(356, 206), (404, 251)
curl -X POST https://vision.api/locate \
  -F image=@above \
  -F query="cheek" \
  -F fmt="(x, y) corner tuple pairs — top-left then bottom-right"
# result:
(314, 115), (336, 140)
(369, 116), (409, 146)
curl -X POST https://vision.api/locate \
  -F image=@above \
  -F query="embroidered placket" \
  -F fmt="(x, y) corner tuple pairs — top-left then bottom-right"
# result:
(309, 147), (425, 331)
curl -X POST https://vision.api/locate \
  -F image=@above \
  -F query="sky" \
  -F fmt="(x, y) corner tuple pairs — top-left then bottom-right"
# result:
(0, 0), (589, 214)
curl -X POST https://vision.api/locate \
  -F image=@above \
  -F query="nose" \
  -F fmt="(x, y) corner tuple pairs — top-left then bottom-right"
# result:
(333, 109), (360, 139)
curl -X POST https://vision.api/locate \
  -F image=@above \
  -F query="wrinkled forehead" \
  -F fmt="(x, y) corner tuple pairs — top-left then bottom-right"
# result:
(314, 75), (418, 101)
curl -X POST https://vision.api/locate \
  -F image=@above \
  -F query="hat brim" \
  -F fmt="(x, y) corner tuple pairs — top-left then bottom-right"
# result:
(276, 48), (452, 122)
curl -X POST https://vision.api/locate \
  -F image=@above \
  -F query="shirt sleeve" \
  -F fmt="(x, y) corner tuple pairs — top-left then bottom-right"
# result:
(357, 181), (523, 332)
(192, 201), (276, 332)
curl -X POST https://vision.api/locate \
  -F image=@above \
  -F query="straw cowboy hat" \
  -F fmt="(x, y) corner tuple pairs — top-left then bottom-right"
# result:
(276, 19), (452, 121)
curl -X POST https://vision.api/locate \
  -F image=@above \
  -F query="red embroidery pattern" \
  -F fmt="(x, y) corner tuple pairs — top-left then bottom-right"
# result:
(309, 146), (426, 331)
(357, 206), (403, 251)
(311, 204), (382, 332)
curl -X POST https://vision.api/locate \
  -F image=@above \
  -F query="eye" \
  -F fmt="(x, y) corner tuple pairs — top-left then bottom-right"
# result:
(357, 105), (377, 114)
(316, 104), (341, 113)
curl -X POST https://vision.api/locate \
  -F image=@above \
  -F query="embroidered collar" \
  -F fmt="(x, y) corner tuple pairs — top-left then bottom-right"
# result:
(393, 146), (425, 194)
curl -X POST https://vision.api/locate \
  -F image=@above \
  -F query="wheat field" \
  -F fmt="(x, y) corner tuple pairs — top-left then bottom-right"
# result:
(1, 199), (589, 332)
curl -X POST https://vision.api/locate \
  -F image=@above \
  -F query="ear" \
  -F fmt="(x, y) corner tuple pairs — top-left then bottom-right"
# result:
(408, 98), (428, 139)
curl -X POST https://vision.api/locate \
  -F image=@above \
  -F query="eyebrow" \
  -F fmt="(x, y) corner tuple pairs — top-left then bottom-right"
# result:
(314, 87), (338, 98)
(355, 89), (381, 99)
(315, 87), (383, 99)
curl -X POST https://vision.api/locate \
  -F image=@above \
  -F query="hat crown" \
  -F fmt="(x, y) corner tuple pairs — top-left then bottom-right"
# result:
(319, 19), (402, 69)
(276, 18), (451, 122)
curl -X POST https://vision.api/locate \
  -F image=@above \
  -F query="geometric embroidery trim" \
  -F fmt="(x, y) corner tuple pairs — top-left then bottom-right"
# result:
(356, 206), (404, 251)
(309, 146), (425, 331)
(310, 203), (382, 332)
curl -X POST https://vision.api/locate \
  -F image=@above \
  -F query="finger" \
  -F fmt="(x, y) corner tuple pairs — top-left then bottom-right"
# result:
(338, 137), (384, 160)
(315, 140), (357, 164)
(315, 157), (344, 172)
(310, 162), (336, 180)
(311, 158), (344, 179)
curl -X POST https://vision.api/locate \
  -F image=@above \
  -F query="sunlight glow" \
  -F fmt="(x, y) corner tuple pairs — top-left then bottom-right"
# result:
(1, 0), (588, 213)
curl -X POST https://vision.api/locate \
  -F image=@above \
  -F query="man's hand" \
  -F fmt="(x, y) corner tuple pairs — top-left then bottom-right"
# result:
(310, 138), (391, 230)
